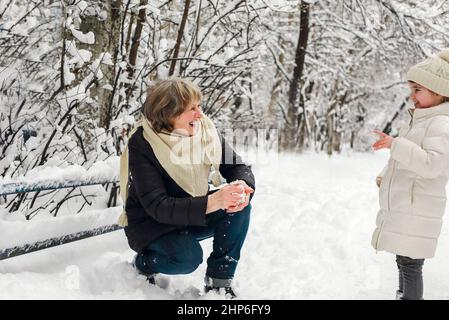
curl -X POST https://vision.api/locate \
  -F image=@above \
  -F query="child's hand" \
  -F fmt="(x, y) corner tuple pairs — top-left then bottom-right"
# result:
(372, 130), (393, 150)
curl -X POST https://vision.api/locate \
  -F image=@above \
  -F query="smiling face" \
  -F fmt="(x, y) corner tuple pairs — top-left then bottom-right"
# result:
(143, 78), (202, 133)
(408, 82), (445, 109)
(171, 100), (203, 136)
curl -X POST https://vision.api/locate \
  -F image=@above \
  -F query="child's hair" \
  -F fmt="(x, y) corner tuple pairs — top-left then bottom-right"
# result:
(142, 77), (202, 132)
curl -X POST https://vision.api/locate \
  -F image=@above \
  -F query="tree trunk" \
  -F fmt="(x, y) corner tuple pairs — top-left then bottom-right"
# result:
(281, 1), (310, 151)
(326, 113), (334, 156)
(169, 0), (192, 76)
(265, 49), (283, 122)
(77, 1), (122, 130)
(125, 0), (147, 101)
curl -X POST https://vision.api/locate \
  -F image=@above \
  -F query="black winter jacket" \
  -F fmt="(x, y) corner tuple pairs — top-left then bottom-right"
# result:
(124, 127), (255, 253)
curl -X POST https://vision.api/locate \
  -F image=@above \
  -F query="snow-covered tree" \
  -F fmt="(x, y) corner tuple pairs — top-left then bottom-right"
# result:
(256, 0), (449, 153)
(1, 0), (449, 218)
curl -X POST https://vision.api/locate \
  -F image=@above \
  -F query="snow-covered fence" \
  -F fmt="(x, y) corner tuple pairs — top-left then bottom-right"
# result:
(0, 158), (120, 197)
(0, 224), (122, 261)
(0, 178), (118, 197)
(0, 159), (122, 261)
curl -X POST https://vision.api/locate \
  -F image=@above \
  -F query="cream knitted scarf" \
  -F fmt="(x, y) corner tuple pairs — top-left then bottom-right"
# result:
(118, 115), (223, 227)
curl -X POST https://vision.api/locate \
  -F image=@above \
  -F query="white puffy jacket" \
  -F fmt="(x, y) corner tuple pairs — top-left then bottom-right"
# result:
(372, 102), (449, 259)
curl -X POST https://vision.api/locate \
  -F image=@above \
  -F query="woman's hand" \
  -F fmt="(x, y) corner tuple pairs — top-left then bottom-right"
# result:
(372, 130), (393, 150)
(226, 180), (254, 213)
(230, 180), (254, 195)
(206, 182), (253, 214)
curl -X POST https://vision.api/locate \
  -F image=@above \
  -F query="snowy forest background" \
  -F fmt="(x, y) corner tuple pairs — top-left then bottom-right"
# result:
(2, 0), (449, 300)
(1, 1), (449, 229)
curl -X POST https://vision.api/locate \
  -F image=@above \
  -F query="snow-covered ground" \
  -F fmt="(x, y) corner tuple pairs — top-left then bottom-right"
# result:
(2, 150), (449, 300)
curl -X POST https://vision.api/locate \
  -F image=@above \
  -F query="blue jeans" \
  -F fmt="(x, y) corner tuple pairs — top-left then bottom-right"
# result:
(135, 205), (251, 285)
(396, 255), (425, 300)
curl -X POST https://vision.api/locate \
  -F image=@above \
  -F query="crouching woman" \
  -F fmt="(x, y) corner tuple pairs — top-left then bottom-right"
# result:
(118, 77), (255, 298)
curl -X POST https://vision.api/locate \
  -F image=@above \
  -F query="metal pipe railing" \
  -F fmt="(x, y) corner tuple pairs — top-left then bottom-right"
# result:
(0, 178), (121, 261)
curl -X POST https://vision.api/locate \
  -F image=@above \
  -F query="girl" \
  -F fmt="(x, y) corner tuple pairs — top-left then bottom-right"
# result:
(372, 49), (449, 300)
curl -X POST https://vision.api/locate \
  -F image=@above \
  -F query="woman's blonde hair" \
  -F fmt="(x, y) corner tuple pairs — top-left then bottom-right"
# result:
(143, 77), (202, 132)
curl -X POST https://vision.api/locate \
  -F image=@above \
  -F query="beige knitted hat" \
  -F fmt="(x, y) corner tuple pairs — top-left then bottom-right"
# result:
(407, 49), (449, 97)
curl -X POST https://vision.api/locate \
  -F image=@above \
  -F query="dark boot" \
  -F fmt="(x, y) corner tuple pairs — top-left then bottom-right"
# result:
(145, 274), (156, 285)
(132, 254), (157, 285)
(204, 285), (237, 299)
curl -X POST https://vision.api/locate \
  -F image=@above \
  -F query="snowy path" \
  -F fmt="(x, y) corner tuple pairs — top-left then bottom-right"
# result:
(2, 151), (449, 300)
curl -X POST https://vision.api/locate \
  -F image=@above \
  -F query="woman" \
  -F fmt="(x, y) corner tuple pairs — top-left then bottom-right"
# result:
(118, 77), (255, 298)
